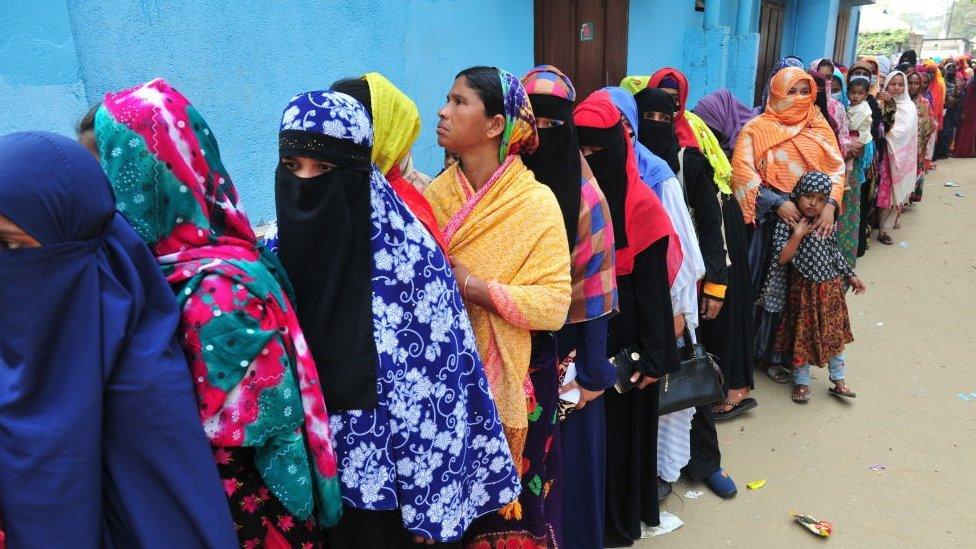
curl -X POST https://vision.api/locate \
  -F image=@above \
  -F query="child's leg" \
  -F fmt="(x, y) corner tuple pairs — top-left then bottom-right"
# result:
(827, 353), (845, 382)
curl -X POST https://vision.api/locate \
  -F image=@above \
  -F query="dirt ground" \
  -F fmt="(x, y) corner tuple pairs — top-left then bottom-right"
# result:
(639, 158), (976, 548)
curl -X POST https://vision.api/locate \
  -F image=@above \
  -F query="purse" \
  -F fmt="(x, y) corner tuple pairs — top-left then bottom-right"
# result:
(609, 344), (647, 394)
(658, 340), (725, 416)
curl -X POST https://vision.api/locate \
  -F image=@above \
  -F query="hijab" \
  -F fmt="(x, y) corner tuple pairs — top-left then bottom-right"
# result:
(831, 68), (849, 107)
(731, 67), (844, 222)
(341, 72), (449, 253)
(0, 132), (237, 547)
(621, 68), (696, 148)
(632, 87), (681, 173)
(605, 86), (675, 197)
(882, 70), (919, 204)
(757, 55), (805, 111)
(276, 90), (378, 411)
(809, 69), (839, 135)
(521, 64), (582, 248)
(923, 59), (947, 128)
(574, 89), (681, 281)
(96, 79), (343, 526)
(692, 89), (756, 157)
(899, 50), (918, 67)
(498, 68), (539, 161)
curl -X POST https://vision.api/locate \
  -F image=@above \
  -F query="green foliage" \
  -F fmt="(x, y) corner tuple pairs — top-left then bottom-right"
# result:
(858, 30), (910, 55)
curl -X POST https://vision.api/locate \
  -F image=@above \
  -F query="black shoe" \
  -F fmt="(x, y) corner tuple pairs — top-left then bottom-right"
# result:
(657, 477), (672, 501)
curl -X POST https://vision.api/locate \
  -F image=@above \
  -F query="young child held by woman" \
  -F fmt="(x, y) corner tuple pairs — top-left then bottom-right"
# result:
(759, 172), (867, 403)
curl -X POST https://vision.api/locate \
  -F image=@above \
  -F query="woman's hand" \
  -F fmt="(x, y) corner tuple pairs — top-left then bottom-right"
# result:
(700, 296), (724, 320)
(877, 90), (891, 104)
(777, 200), (802, 223)
(812, 202), (837, 237)
(849, 276), (867, 295)
(561, 380), (605, 410)
(631, 370), (659, 390)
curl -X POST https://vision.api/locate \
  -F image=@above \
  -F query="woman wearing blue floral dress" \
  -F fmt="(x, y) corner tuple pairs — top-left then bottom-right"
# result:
(271, 90), (520, 548)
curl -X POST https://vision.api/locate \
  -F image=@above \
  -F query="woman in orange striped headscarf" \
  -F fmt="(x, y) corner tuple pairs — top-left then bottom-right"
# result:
(731, 67), (845, 381)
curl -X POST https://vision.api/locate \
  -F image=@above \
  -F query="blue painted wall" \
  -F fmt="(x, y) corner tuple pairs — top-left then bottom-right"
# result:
(1, 0), (532, 224)
(0, 0), (88, 135)
(627, 0), (760, 108)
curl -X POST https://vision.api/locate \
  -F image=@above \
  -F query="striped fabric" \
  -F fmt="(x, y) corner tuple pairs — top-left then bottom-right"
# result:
(657, 407), (695, 482)
(568, 155), (618, 323)
(731, 68), (845, 223)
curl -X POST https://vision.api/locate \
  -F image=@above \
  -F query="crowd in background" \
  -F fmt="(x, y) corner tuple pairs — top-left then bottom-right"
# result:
(0, 46), (973, 549)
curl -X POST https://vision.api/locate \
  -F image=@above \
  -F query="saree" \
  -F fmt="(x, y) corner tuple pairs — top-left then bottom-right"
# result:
(731, 68), (846, 223)
(95, 79), (342, 531)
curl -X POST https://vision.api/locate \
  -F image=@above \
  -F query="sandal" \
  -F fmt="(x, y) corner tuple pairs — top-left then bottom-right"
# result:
(713, 397), (758, 421)
(792, 385), (811, 404)
(765, 365), (791, 384)
(878, 234), (894, 245)
(828, 380), (857, 398)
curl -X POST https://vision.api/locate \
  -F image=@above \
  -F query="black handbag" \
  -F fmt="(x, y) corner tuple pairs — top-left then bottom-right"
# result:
(658, 341), (725, 416)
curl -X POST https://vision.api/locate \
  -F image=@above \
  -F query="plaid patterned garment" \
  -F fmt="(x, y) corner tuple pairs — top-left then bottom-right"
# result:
(522, 65), (618, 324)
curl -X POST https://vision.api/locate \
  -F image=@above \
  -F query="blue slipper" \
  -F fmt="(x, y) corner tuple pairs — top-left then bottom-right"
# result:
(705, 469), (737, 499)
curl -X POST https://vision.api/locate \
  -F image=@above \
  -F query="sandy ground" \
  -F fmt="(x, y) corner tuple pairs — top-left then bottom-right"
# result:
(638, 158), (976, 548)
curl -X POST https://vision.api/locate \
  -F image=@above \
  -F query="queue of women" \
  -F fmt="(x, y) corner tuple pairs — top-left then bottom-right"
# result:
(0, 48), (968, 548)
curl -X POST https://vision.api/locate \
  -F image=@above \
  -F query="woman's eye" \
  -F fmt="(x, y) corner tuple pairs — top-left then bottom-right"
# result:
(1, 241), (22, 251)
(319, 163), (334, 173)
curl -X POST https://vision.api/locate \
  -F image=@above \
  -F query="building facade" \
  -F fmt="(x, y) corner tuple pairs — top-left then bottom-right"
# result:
(1, 0), (869, 222)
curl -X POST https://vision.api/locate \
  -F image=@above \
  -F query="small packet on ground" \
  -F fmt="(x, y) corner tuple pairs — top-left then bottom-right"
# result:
(791, 511), (833, 538)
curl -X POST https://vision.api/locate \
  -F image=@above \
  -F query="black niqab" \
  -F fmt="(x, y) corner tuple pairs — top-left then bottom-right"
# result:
(274, 139), (378, 410)
(523, 93), (581, 249)
(634, 88), (681, 174)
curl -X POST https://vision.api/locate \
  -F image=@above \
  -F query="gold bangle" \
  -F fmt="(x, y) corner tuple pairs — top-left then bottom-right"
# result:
(462, 273), (473, 299)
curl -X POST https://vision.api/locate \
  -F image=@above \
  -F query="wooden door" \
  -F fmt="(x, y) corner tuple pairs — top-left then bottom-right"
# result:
(833, 10), (850, 63)
(754, 0), (786, 106)
(534, 0), (629, 100)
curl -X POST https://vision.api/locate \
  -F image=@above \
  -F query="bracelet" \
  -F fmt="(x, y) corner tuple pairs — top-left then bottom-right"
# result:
(462, 273), (473, 299)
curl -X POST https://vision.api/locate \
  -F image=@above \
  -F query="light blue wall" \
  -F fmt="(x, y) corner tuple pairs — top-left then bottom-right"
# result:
(0, 0), (88, 135)
(781, 0), (843, 65)
(627, 0), (760, 108)
(1, 0), (532, 224)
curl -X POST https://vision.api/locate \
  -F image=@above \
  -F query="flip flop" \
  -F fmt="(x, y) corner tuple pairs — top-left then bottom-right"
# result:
(713, 397), (758, 421)
(792, 385), (811, 404)
(765, 365), (791, 384)
(828, 383), (857, 398)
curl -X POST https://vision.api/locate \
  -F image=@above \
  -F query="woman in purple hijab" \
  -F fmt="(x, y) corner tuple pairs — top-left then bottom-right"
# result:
(692, 89), (756, 157)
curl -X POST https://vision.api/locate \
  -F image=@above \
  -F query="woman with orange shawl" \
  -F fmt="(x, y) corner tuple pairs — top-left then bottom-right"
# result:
(731, 67), (844, 381)
(425, 66), (572, 548)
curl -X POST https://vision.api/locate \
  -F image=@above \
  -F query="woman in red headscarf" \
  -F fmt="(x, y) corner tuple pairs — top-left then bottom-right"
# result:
(573, 89), (681, 547)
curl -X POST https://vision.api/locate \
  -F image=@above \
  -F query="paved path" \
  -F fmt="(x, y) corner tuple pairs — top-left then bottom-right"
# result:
(639, 158), (976, 547)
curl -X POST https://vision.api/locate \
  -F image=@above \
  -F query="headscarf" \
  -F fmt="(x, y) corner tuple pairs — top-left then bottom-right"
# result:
(880, 70), (919, 207)
(622, 69), (694, 147)
(831, 68), (850, 107)
(876, 56), (892, 77)
(521, 65), (582, 248)
(95, 79), (342, 526)
(757, 55), (805, 111)
(859, 57), (882, 95)
(605, 86), (675, 196)
(357, 72), (450, 252)
(923, 59), (947, 129)
(498, 68), (539, 161)
(522, 65), (618, 324)
(0, 132), (238, 548)
(622, 69), (733, 193)
(731, 67), (845, 222)
(899, 50), (918, 67)
(631, 87), (681, 173)
(692, 89), (756, 157)
(573, 89), (682, 281)
(277, 90), (521, 540)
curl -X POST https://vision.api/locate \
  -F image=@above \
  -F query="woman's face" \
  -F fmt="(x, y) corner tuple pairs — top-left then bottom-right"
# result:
(831, 75), (844, 94)
(641, 111), (673, 123)
(886, 74), (906, 97)
(280, 156), (337, 179)
(580, 144), (606, 157)
(850, 68), (871, 81)
(817, 63), (834, 79)
(908, 74), (924, 98)
(787, 81), (812, 97)
(436, 76), (504, 154)
(0, 214), (41, 250)
(923, 72), (932, 86)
